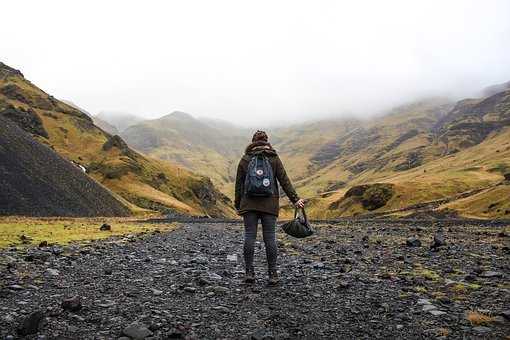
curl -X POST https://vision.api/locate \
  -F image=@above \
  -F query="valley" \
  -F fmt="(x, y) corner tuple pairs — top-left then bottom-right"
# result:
(113, 89), (510, 220)
(1, 59), (509, 220)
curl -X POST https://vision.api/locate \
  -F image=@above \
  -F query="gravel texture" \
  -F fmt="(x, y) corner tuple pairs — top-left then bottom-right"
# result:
(1, 220), (509, 339)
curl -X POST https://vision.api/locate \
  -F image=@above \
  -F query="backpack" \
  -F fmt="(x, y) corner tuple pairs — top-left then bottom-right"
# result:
(244, 154), (275, 197)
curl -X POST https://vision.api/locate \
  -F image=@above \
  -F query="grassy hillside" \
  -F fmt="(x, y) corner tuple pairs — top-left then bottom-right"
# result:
(0, 62), (235, 218)
(83, 63), (510, 220)
(278, 93), (510, 219)
(122, 111), (249, 196)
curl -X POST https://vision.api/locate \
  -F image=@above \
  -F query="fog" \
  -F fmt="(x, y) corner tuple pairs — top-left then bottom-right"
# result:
(3, 0), (510, 125)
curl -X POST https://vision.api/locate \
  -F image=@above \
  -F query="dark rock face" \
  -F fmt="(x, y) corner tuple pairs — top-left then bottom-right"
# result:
(394, 151), (422, 171)
(0, 62), (24, 79)
(0, 116), (130, 217)
(504, 173), (510, 181)
(385, 129), (419, 152)
(0, 105), (48, 138)
(435, 89), (510, 150)
(0, 84), (55, 111)
(102, 135), (130, 152)
(102, 135), (137, 159)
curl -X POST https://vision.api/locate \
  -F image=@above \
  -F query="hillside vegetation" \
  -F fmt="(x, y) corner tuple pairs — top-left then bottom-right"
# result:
(115, 82), (510, 219)
(0, 62), (235, 218)
(122, 112), (248, 196)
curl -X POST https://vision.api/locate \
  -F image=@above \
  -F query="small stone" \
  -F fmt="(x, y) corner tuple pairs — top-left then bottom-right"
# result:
(208, 272), (222, 280)
(212, 306), (230, 313)
(430, 232), (446, 249)
(100, 223), (111, 231)
(151, 288), (163, 296)
(8, 285), (24, 291)
(479, 271), (503, 278)
(122, 322), (153, 340)
(406, 236), (421, 247)
(183, 287), (196, 293)
(422, 305), (437, 312)
(62, 296), (82, 312)
(444, 279), (456, 285)
(45, 268), (60, 277)
(472, 326), (492, 333)
(312, 261), (325, 269)
(227, 254), (237, 262)
(197, 277), (212, 286)
(396, 324), (404, 330)
(429, 310), (447, 316)
(501, 310), (510, 320)
(417, 299), (431, 305)
(251, 328), (274, 340)
(336, 281), (350, 289)
(98, 300), (116, 308)
(51, 246), (63, 255)
(38, 240), (48, 247)
(17, 310), (44, 336)
(192, 256), (208, 264)
(104, 268), (113, 275)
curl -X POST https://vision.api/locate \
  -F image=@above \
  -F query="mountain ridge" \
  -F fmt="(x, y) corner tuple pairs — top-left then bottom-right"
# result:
(0, 62), (235, 218)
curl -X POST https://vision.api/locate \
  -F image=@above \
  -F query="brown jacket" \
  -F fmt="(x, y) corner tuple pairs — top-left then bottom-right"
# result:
(235, 141), (299, 216)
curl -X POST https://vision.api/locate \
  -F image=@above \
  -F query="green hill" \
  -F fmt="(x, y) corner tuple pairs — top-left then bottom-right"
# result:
(0, 62), (235, 218)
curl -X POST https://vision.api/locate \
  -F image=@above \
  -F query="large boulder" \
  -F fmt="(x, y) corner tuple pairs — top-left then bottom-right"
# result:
(345, 183), (395, 210)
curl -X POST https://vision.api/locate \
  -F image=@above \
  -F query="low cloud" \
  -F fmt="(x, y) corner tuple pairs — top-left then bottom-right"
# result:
(3, 0), (510, 125)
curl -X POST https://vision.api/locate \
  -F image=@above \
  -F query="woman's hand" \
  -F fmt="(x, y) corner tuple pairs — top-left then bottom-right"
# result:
(295, 198), (305, 209)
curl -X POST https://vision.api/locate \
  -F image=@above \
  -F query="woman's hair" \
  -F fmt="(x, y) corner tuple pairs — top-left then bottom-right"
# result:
(252, 130), (268, 142)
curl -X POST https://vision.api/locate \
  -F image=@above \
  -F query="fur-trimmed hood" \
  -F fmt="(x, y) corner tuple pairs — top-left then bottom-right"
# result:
(244, 141), (277, 156)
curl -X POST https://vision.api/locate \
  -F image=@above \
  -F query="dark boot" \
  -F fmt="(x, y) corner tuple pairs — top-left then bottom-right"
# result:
(245, 268), (255, 284)
(268, 269), (279, 286)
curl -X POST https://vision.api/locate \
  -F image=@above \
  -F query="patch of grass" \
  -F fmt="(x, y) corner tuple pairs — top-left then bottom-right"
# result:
(466, 311), (496, 326)
(450, 283), (480, 294)
(0, 217), (179, 248)
(435, 328), (450, 337)
(414, 286), (427, 293)
(411, 264), (440, 281)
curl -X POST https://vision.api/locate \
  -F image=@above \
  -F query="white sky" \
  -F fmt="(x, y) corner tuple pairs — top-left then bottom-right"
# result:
(3, 0), (510, 125)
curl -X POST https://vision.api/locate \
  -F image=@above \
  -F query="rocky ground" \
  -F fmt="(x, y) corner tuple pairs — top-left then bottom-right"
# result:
(1, 220), (509, 339)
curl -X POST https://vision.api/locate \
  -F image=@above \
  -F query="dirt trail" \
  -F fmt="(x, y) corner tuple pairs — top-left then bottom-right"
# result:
(1, 220), (509, 339)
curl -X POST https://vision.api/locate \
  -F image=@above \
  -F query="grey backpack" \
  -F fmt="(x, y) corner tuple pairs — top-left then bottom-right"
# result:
(244, 155), (274, 197)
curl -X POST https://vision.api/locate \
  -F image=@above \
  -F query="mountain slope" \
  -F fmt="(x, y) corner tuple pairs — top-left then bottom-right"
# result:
(118, 91), (510, 219)
(278, 93), (510, 219)
(0, 115), (130, 217)
(122, 111), (248, 196)
(0, 62), (234, 217)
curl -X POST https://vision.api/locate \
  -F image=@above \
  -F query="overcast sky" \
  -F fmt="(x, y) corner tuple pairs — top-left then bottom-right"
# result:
(3, 0), (510, 125)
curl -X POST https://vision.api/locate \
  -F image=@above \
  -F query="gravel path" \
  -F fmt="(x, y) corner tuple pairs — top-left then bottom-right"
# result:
(1, 221), (509, 339)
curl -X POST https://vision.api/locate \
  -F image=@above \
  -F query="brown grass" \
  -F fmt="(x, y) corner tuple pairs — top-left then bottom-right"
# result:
(466, 311), (496, 326)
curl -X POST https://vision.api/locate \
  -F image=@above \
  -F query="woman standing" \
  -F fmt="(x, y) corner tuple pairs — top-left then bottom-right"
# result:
(235, 130), (305, 285)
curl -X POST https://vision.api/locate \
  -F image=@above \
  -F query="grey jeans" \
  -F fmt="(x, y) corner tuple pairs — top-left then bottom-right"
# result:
(242, 211), (278, 272)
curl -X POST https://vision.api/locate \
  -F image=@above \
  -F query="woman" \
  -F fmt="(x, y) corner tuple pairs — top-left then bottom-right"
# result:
(235, 130), (305, 285)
